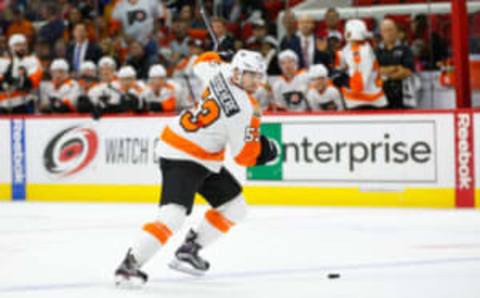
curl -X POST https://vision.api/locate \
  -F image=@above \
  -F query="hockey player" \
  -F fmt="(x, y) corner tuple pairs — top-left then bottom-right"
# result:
(39, 59), (81, 113)
(141, 64), (183, 113)
(271, 49), (310, 112)
(335, 19), (387, 109)
(114, 50), (278, 284)
(88, 65), (144, 114)
(78, 61), (98, 93)
(306, 64), (343, 111)
(0, 34), (43, 114)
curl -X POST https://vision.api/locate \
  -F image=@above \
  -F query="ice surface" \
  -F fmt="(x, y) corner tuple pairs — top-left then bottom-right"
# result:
(1, 202), (480, 298)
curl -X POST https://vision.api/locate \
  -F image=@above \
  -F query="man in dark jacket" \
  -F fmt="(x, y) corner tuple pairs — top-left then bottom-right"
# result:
(66, 23), (102, 73)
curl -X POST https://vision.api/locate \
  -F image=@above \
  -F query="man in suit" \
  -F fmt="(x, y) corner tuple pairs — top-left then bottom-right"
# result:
(280, 15), (331, 70)
(211, 17), (235, 53)
(66, 23), (102, 74)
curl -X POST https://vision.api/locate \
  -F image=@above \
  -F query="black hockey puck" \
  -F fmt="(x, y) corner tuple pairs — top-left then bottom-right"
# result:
(327, 273), (341, 279)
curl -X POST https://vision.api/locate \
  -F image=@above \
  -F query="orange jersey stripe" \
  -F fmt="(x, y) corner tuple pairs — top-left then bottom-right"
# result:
(234, 116), (261, 167)
(161, 97), (176, 112)
(143, 221), (173, 244)
(205, 209), (234, 233)
(161, 126), (225, 161)
(342, 87), (385, 102)
(193, 52), (222, 65)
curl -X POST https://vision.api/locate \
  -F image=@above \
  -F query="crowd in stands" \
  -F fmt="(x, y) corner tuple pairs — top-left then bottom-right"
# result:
(0, 0), (462, 115)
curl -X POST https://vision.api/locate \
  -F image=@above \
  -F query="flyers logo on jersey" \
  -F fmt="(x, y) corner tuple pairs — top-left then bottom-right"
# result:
(210, 74), (240, 117)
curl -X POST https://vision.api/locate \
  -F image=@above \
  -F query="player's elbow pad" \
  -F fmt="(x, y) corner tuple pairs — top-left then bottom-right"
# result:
(255, 135), (278, 166)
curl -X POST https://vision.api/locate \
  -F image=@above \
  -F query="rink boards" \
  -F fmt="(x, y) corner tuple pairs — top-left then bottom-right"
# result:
(0, 111), (478, 208)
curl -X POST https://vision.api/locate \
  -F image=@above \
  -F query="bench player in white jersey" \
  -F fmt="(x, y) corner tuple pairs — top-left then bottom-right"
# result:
(89, 65), (145, 114)
(114, 50), (278, 284)
(306, 64), (343, 111)
(39, 59), (81, 113)
(141, 64), (184, 113)
(271, 49), (310, 112)
(0, 34), (43, 113)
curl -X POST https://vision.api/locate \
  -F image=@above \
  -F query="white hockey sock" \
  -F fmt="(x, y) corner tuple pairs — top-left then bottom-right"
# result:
(131, 204), (187, 265)
(196, 194), (248, 248)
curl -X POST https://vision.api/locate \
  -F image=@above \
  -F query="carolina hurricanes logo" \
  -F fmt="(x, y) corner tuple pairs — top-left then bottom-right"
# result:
(43, 126), (98, 177)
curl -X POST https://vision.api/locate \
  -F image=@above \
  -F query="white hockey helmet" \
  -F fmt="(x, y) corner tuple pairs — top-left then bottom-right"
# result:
(148, 64), (167, 78)
(50, 59), (70, 72)
(345, 19), (368, 41)
(98, 56), (117, 70)
(278, 49), (299, 63)
(117, 66), (137, 79)
(80, 61), (96, 73)
(8, 34), (27, 48)
(308, 64), (328, 79)
(231, 49), (266, 76)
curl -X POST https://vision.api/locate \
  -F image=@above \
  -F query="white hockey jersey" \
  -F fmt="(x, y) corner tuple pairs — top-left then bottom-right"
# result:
(88, 80), (145, 107)
(141, 80), (183, 112)
(40, 79), (82, 111)
(271, 70), (309, 112)
(0, 55), (43, 107)
(306, 84), (343, 111)
(157, 53), (262, 172)
(336, 42), (387, 109)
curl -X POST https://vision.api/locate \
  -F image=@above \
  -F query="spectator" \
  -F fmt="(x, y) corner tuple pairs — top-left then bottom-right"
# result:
(7, 8), (35, 46)
(37, 4), (65, 46)
(306, 64), (343, 111)
(54, 39), (67, 60)
(281, 15), (331, 70)
(169, 19), (191, 64)
(34, 38), (53, 72)
(272, 49), (309, 112)
(125, 40), (157, 80)
(336, 19), (387, 110)
(410, 14), (448, 70)
(210, 16), (235, 52)
(66, 23), (102, 73)
(261, 35), (281, 76)
(280, 10), (297, 46)
(111, 0), (163, 54)
(0, 35), (8, 56)
(63, 7), (97, 42)
(320, 8), (343, 41)
(376, 19), (416, 109)
(246, 18), (267, 51)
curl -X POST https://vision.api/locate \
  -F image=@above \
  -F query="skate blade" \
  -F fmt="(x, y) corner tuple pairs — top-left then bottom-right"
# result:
(115, 274), (146, 288)
(168, 259), (206, 276)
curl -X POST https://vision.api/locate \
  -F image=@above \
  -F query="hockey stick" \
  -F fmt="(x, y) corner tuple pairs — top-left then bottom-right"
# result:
(199, 0), (218, 51)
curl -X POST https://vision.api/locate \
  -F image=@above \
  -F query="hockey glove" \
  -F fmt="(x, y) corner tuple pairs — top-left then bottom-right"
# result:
(49, 97), (70, 113)
(255, 135), (278, 166)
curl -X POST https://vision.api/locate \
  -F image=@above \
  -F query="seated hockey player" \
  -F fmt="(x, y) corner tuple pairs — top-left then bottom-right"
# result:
(76, 61), (98, 113)
(0, 34), (43, 114)
(306, 64), (343, 111)
(141, 64), (181, 113)
(39, 59), (81, 113)
(335, 19), (387, 110)
(78, 61), (98, 93)
(88, 65), (144, 115)
(271, 49), (310, 112)
(114, 50), (278, 285)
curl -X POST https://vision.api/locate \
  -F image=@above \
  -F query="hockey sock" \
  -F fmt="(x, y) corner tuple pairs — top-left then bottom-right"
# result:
(131, 204), (187, 265)
(195, 194), (248, 248)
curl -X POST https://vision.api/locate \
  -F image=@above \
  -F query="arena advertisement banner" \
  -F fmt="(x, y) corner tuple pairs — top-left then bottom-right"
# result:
(26, 118), (168, 184)
(8, 112), (459, 207)
(249, 114), (454, 185)
(474, 112), (480, 208)
(0, 119), (11, 200)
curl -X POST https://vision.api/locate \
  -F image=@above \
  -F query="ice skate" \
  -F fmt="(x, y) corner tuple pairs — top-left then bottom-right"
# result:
(114, 248), (148, 286)
(169, 229), (210, 276)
